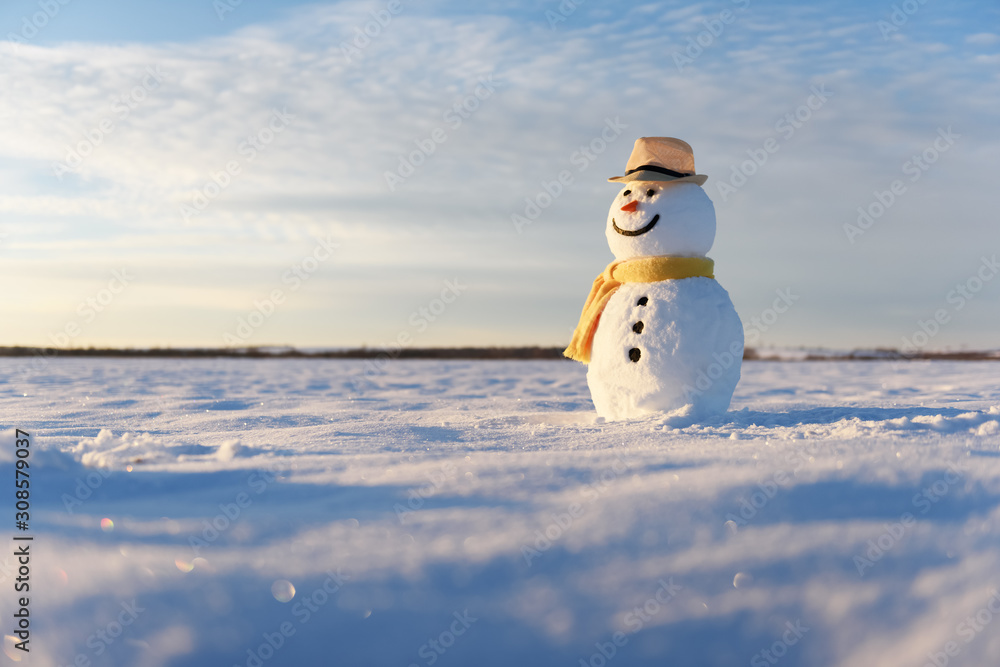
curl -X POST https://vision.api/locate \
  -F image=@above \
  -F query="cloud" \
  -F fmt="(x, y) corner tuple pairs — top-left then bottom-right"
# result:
(965, 32), (999, 45)
(0, 1), (998, 348)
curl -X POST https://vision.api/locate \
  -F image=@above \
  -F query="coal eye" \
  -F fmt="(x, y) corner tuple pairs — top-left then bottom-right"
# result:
(646, 189), (656, 197)
(622, 190), (631, 196)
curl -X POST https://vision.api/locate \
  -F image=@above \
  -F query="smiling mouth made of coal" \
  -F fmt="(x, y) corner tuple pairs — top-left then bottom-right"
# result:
(612, 214), (660, 237)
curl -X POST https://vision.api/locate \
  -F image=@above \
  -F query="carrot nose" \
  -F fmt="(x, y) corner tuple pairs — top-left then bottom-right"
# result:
(620, 200), (638, 212)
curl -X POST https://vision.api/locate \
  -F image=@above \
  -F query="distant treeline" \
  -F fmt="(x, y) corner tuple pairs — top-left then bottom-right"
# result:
(0, 346), (997, 361)
(749, 349), (1000, 362)
(0, 346), (567, 360)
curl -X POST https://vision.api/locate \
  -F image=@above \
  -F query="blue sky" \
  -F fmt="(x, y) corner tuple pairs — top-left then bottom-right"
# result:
(1, 0), (998, 350)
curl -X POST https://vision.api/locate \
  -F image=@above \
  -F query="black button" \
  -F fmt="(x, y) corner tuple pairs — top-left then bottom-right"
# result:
(632, 321), (644, 334)
(629, 348), (641, 362)
(636, 297), (648, 306)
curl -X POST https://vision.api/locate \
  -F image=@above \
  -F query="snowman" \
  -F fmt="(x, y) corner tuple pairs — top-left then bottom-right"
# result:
(564, 137), (743, 421)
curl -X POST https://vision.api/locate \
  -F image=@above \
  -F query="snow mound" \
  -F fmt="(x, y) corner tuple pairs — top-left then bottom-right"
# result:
(71, 429), (233, 468)
(215, 438), (243, 462)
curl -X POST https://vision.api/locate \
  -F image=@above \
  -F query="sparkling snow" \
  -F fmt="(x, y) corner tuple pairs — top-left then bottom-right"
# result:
(3, 358), (1000, 666)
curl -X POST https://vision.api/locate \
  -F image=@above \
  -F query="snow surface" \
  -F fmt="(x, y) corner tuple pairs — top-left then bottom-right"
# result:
(3, 358), (1000, 666)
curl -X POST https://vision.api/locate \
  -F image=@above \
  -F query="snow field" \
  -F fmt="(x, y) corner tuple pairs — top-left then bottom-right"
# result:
(1, 358), (999, 666)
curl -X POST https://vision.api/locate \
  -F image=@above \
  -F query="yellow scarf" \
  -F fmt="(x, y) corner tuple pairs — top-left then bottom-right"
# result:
(563, 256), (715, 363)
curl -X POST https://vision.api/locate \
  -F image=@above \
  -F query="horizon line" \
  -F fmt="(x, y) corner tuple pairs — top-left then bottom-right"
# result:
(1, 345), (998, 362)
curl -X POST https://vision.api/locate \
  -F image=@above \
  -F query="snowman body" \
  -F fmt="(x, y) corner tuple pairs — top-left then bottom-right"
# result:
(587, 278), (743, 420)
(587, 182), (743, 420)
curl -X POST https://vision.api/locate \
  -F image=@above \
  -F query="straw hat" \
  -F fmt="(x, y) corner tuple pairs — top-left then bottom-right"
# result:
(608, 137), (707, 185)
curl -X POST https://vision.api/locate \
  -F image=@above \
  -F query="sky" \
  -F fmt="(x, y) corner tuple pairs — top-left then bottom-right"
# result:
(0, 0), (998, 351)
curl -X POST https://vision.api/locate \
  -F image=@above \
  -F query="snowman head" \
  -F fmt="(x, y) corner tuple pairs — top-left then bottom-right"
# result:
(605, 181), (716, 261)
